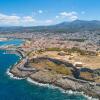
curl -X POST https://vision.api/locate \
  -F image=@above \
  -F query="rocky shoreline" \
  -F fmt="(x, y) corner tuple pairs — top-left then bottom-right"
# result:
(9, 56), (100, 99)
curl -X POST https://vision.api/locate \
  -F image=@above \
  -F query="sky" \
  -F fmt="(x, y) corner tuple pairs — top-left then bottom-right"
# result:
(0, 0), (99, 26)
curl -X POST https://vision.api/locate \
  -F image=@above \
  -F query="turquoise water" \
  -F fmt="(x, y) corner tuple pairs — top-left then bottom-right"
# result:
(0, 39), (24, 46)
(0, 39), (89, 100)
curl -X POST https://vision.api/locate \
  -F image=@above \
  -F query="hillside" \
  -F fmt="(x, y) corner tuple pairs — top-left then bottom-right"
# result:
(0, 20), (100, 33)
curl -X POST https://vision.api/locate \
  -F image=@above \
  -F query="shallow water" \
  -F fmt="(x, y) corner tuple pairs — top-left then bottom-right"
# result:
(0, 39), (24, 46)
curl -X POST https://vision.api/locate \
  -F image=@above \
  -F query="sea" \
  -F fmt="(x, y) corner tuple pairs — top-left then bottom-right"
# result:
(0, 39), (98, 100)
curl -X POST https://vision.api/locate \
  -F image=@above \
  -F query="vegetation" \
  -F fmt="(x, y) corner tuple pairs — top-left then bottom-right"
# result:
(30, 57), (72, 75)
(37, 49), (45, 54)
(66, 47), (96, 56)
(45, 47), (97, 56)
(79, 68), (100, 82)
(45, 48), (62, 51)
(79, 72), (94, 81)
(94, 69), (100, 76)
(45, 61), (72, 75)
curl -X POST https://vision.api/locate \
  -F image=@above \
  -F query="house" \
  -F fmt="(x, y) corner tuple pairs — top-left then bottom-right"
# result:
(74, 62), (83, 68)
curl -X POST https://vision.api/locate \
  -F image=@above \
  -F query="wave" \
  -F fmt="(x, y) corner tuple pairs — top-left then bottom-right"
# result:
(6, 52), (22, 79)
(6, 68), (24, 80)
(6, 69), (99, 100)
(27, 77), (99, 100)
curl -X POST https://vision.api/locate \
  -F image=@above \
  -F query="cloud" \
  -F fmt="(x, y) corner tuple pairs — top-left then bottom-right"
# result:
(55, 16), (59, 19)
(0, 13), (54, 26)
(56, 11), (78, 21)
(45, 19), (53, 25)
(0, 11), (79, 26)
(60, 11), (77, 17)
(0, 13), (36, 26)
(0, 13), (20, 24)
(38, 10), (43, 14)
(22, 16), (35, 23)
(69, 15), (78, 21)
(32, 10), (43, 16)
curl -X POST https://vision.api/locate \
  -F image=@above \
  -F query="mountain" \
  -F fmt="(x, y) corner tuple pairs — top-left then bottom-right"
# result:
(31, 20), (100, 32)
(48, 20), (100, 32)
(0, 20), (100, 33)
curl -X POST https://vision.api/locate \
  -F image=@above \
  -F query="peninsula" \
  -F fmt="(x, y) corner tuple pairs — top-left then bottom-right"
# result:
(7, 34), (100, 99)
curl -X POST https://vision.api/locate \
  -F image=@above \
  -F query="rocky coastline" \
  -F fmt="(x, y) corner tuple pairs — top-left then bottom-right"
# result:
(9, 55), (100, 99)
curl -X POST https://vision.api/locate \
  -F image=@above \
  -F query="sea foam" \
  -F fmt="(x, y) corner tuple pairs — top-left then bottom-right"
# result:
(6, 68), (24, 80)
(7, 70), (99, 100)
(27, 77), (99, 100)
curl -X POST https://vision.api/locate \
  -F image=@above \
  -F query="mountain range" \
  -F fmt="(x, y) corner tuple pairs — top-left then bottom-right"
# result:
(0, 20), (100, 33)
